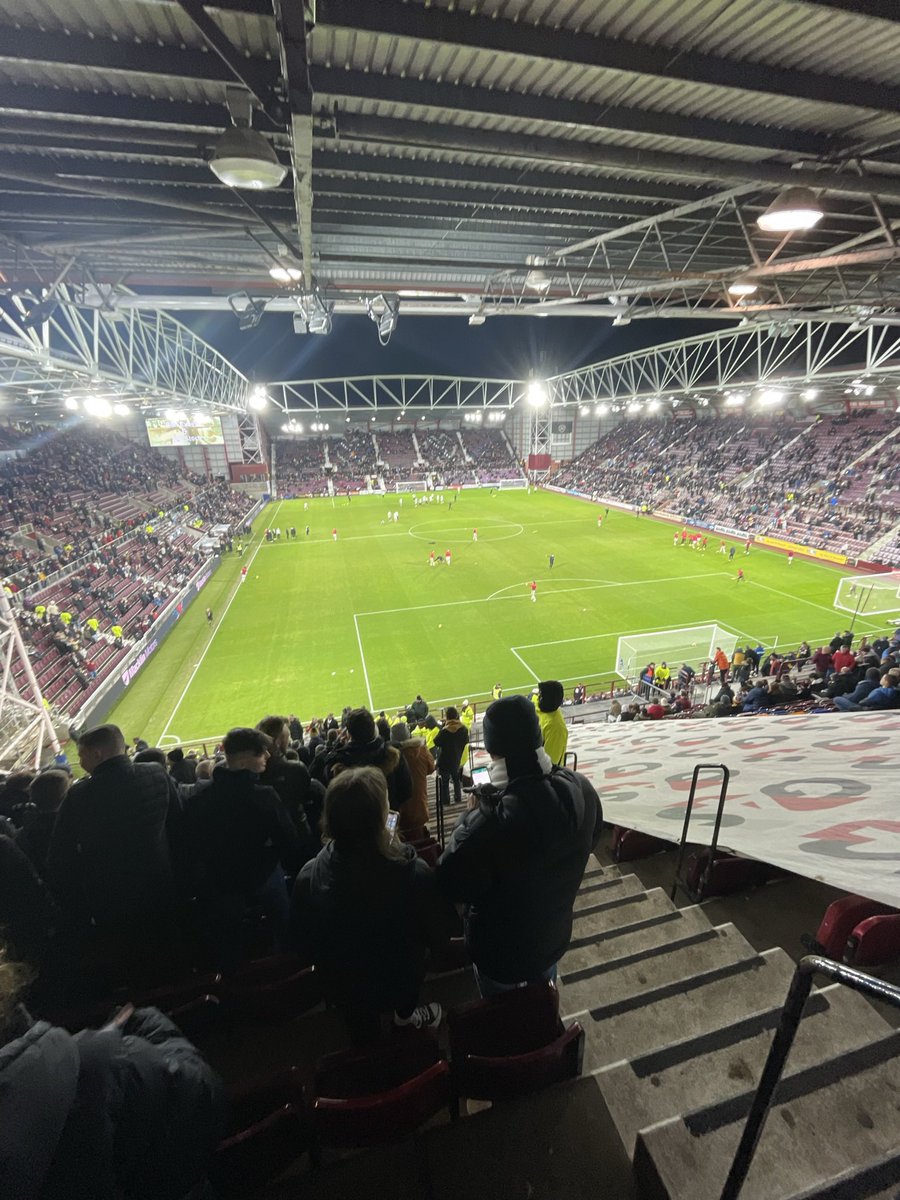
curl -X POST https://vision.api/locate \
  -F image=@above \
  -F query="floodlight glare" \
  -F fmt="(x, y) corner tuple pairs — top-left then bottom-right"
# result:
(757, 186), (823, 233)
(64, 397), (79, 411)
(527, 381), (548, 407)
(113, 403), (129, 416)
(728, 277), (758, 297)
(83, 395), (112, 418)
(270, 264), (303, 284)
(249, 387), (268, 411)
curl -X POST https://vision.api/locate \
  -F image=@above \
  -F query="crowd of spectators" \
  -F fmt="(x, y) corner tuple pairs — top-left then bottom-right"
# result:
(553, 409), (900, 560)
(462, 428), (522, 483)
(275, 438), (328, 497)
(418, 429), (469, 484)
(0, 690), (601, 1194)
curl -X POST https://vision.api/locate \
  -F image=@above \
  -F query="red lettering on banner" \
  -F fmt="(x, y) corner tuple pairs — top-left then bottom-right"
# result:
(803, 820), (900, 844)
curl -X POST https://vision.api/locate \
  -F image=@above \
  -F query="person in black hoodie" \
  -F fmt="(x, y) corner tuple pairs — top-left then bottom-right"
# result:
(437, 694), (602, 997)
(0, 947), (224, 1200)
(327, 707), (412, 813)
(17, 769), (70, 879)
(166, 747), (196, 786)
(291, 766), (455, 1043)
(433, 706), (469, 804)
(183, 727), (299, 973)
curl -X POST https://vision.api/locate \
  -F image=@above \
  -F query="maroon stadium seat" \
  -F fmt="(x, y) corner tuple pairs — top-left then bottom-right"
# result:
(312, 1030), (451, 1146)
(611, 824), (672, 861)
(221, 956), (321, 1022)
(810, 894), (894, 961)
(846, 913), (900, 967)
(448, 981), (584, 1101)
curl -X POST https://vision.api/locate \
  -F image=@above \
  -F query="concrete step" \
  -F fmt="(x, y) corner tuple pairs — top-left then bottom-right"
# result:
(633, 1025), (900, 1200)
(582, 859), (622, 882)
(558, 923), (755, 1019)
(782, 1147), (900, 1199)
(573, 947), (797, 1073)
(598, 983), (893, 1156)
(561, 904), (715, 976)
(573, 872), (643, 909)
(570, 887), (676, 940)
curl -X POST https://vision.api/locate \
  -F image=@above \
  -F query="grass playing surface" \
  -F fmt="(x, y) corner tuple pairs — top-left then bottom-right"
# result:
(104, 489), (883, 747)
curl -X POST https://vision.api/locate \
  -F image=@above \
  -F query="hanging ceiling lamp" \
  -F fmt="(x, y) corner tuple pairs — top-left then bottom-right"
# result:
(210, 126), (287, 190)
(757, 186), (824, 233)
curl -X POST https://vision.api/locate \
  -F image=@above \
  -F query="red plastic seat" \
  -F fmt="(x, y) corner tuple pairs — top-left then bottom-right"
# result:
(215, 1104), (310, 1196)
(221, 956), (321, 1022)
(611, 825), (672, 862)
(811, 895), (894, 960)
(846, 914), (900, 967)
(312, 1030), (451, 1147)
(448, 981), (584, 1101)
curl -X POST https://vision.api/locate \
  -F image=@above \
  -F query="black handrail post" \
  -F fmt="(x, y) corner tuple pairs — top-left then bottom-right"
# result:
(720, 955), (900, 1200)
(670, 763), (729, 902)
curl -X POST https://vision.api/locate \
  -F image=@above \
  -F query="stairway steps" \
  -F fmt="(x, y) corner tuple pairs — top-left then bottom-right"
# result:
(570, 887), (676, 940)
(781, 1147), (900, 1199)
(558, 923), (755, 1019)
(573, 873), (643, 908)
(634, 1028), (900, 1199)
(597, 983), (893, 1157)
(561, 904), (715, 976)
(573, 947), (797, 1073)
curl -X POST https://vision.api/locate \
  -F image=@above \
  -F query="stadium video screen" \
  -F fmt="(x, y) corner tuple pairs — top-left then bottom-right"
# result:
(145, 415), (224, 447)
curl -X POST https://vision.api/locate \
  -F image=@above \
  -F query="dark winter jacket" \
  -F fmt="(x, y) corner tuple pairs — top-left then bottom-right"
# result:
(47, 756), (182, 935)
(437, 766), (603, 984)
(259, 754), (322, 860)
(291, 841), (455, 1013)
(0, 1007), (223, 1200)
(183, 765), (299, 893)
(433, 719), (469, 772)
(328, 737), (413, 811)
(0, 835), (57, 964)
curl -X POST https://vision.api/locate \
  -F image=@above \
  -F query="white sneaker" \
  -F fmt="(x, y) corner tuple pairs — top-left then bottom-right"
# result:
(393, 1002), (442, 1030)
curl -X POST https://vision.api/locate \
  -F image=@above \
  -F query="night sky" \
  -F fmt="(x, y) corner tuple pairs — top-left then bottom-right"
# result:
(180, 310), (715, 385)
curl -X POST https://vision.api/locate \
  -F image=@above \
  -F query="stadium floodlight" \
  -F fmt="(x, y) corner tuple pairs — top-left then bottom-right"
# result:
(802, 388), (819, 401)
(758, 388), (784, 406)
(248, 387), (268, 411)
(757, 186), (823, 233)
(728, 276), (758, 297)
(228, 291), (267, 330)
(294, 290), (334, 336)
(366, 293), (400, 345)
(627, 401), (641, 413)
(724, 393), (746, 407)
(596, 403), (608, 415)
(209, 126), (287, 190)
(525, 255), (551, 293)
(64, 397), (79, 411)
(83, 395), (111, 418)
(270, 264), (303, 284)
(648, 399), (660, 412)
(112, 403), (129, 416)
(527, 381), (548, 408)
(468, 312), (486, 326)
(612, 314), (632, 327)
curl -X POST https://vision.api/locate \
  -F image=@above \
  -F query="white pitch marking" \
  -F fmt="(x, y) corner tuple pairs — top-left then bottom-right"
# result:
(510, 647), (540, 682)
(158, 501), (283, 744)
(745, 578), (883, 631)
(353, 612), (374, 709)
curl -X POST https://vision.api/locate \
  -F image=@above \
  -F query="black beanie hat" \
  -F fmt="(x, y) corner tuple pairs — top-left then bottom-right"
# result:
(483, 694), (542, 759)
(537, 680), (564, 713)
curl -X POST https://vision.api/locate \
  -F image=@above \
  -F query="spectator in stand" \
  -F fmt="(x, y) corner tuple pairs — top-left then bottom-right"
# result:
(713, 647), (730, 685)
(433, 706), (469, 804)
(834, 671), (899, 712)
(389, 722), (435, 839)
(327, 707), (413, 814)
(0, 772), (35, 824)
(47, 724), (184, 988)
(437, 695), (602, 997)
(17, 769), (70, 878)
(830, 666), (881, 707)
(256, 714), (322, 860)
(166, 746), (196, 785)
(183, 727), (299, 972)
(409, 694), (429, 723)
(0, 836), (58, 968)
(291, 766), (455, 1041)
(534, 680), (568, 766)
(832, 642), (856, 674)
(573, 683), (586, 705)
(0, 948), (225, 1200)
(812, 646), (833, 680)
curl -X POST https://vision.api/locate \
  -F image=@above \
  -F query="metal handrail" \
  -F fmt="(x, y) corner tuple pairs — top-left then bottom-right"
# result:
(670, 762), (730, 902)
(720, 955), (900, 1200)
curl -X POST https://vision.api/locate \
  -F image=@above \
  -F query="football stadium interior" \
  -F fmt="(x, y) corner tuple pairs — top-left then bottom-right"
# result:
(1, 3), (900, 1197)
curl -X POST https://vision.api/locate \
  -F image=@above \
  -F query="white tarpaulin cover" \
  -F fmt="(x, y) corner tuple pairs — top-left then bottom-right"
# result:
(568, 712), (900, 907)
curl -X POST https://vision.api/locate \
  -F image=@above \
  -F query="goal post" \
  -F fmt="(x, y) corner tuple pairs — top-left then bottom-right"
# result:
(616, 624), (739, 686)
(497, 478), (527, 489)
(834, 571), (900, 617)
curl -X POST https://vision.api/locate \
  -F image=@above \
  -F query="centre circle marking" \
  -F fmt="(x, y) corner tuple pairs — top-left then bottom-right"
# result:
(407, 520), (524, 544)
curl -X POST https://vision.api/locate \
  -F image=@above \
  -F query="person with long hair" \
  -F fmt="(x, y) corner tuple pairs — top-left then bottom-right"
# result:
(291, 766), (455, 1042)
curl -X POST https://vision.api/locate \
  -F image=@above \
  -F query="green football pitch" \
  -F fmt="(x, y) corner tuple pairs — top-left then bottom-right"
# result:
(104, 489), (881, 747)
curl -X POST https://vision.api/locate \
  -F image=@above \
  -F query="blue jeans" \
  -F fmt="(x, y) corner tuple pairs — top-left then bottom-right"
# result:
(472, 962), (557, 998)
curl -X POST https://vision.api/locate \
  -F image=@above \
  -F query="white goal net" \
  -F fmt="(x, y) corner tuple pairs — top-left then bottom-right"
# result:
(616, 624), (739, 686)
(834, 571), (900, 617)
